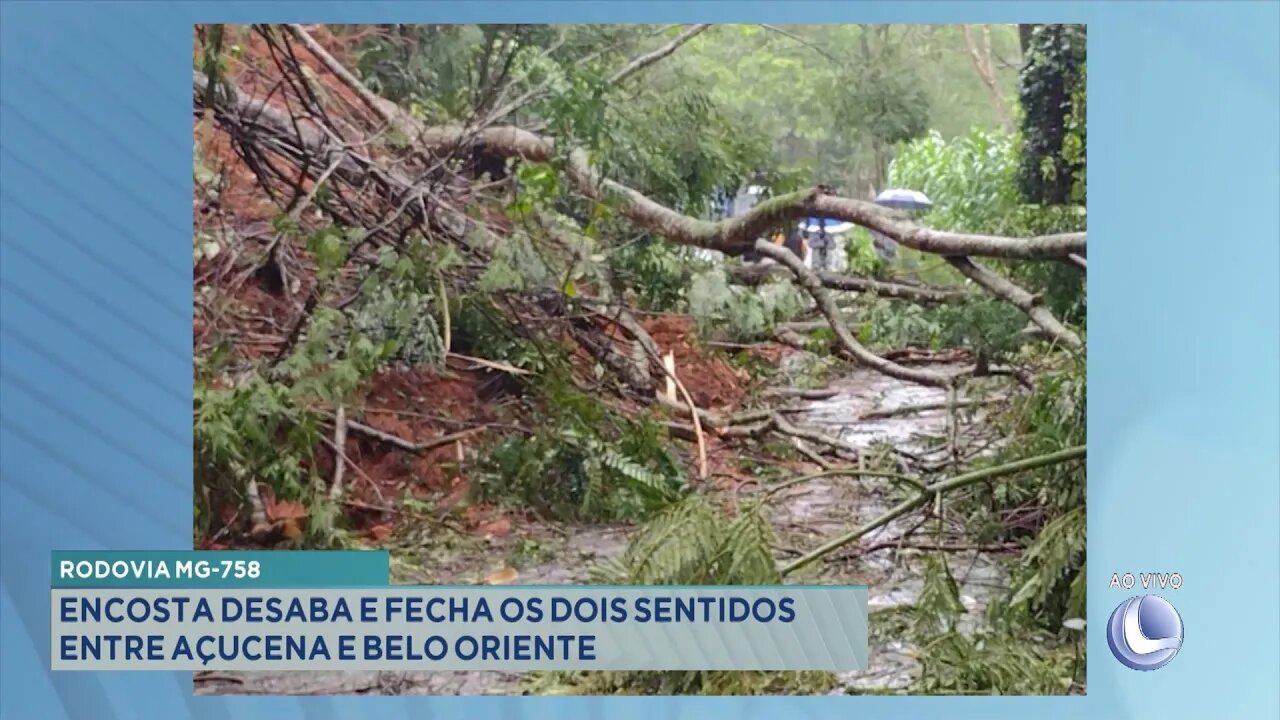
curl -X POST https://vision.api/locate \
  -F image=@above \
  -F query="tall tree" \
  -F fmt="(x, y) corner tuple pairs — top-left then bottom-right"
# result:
(1018, 24), (1036, 58)
(962, 24), (1014, 132)
(1016, 24), (1086, 206)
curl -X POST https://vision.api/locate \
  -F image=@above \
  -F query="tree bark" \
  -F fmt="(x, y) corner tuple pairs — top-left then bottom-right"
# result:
(962, 24), (1014, 132)
(196, 25), (1087, 393)
(195, 67), (1085, 262)
(729, 262), (965, 305)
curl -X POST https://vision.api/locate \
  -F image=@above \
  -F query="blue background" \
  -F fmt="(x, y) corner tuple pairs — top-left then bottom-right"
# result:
(1, 1), (1277, 718)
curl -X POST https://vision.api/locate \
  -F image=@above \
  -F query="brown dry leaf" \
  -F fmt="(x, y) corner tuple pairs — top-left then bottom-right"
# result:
(484, 567), (518, 585)
(462, 504), (491, 528)
(258, 483), (279, 507)
(280, 518), (304, 541)
(367, 523), (394, 543)
(478, 516), (511, 539)
(266, 499), (308, 523)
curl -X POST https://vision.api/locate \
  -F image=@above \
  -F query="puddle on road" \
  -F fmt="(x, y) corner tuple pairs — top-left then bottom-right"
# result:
(196, 363), (1009, 697)
(762, 364), (1008, 693)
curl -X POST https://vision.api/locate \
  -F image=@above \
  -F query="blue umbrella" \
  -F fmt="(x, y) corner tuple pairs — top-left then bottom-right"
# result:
(870, 188), (931, 262)
(799, 217), (855, 234)
(874, 188), (933, 211)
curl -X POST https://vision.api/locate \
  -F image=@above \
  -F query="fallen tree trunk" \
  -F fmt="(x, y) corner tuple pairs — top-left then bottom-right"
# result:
(387, 122), (1088, 260)
(196, 25), (1085, 392)
(278, 26), (1087, 262)
(729, 262), (965, 305)
(946, 256), (1083, 350)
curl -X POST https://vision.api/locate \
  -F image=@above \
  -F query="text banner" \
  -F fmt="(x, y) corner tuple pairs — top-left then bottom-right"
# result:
(52, 587), (869, 672)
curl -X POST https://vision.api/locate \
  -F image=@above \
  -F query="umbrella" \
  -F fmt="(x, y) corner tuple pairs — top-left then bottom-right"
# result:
(874, 188), (933, 211)
(869, 188), (930, 261)
(798, 217), (855, 234)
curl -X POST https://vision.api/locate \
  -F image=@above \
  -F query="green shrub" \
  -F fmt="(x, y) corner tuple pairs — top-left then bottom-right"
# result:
(526, 496), (838, 694)
(688, 268), (808, 341)
(471, 384), (686, 522)
(888, 127), (1086, 325)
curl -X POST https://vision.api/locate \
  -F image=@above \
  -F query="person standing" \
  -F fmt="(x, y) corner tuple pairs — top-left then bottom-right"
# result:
(805, 219), (833, 272)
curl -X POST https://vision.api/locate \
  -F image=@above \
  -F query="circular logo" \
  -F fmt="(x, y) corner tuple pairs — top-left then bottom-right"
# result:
(1106, 595), (1184, 671)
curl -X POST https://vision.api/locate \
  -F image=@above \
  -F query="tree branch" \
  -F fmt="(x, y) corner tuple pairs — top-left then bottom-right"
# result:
(484, 24), (710, 128)
(780, 444), (1086, 576)
(760, 467), (926, 501)
(729, 262), (965, 305)
(757, 24), (846, 66)
(196, 31), (1084, 393)
(195, 63), (1085, 262)
(608, 24), (710, 84)
(962, 24), (1014, 132)
(283, 24), (400, 124)
(858, 395), (1009, 420)
(945, 256), (1083, 350)
(749, 240), (958, 387)
(328, 405), (347, 501)
(345, 421), (484, 454)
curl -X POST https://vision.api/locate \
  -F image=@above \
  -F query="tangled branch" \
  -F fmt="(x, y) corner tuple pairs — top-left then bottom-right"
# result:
(780, 444), (1086, 576)
(196, 24), (1085, 392)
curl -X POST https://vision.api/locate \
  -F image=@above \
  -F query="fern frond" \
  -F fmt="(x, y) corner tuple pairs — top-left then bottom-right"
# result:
(616, 498), (721, 584)
(1011, 504), (1085, 610)
(600, 447), (674, 500)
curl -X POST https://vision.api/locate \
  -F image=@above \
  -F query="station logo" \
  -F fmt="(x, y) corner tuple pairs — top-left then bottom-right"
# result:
(1105, 594), (1184, 671)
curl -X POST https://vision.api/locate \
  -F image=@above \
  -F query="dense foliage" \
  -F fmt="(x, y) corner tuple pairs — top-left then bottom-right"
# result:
(193, 23), (1086, 696)
(472, 380), (688, 521)
(1017, 24), (1087, 206)
(889, 127), (1086, 325)
(671, 24), (1020, 191)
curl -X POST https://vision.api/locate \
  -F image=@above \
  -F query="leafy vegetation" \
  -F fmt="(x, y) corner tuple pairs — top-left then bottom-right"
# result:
(895, 355), (1086, 694)
(527, 497), (838, 694)
(671, 24), (1021, 191)
(1018, 24), (1087, 206)
(193, 22), (1087, 697)
(472, 381), (687, 521)
(195, 303), (397, 545)
(888, 126), (1086, 324)
(687, 267), (809, 341)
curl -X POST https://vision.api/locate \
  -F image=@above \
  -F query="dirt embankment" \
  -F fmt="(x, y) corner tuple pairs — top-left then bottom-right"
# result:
(193, 26), (794, 550)
(197, 318), (770, 550)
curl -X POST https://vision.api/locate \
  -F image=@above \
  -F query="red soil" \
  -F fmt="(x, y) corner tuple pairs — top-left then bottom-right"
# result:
(192, 26), (786, 548)
(640, 314), (751, 410)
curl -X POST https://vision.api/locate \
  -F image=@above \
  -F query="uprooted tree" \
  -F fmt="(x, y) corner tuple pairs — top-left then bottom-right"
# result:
(193, 24), (1086, 695)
